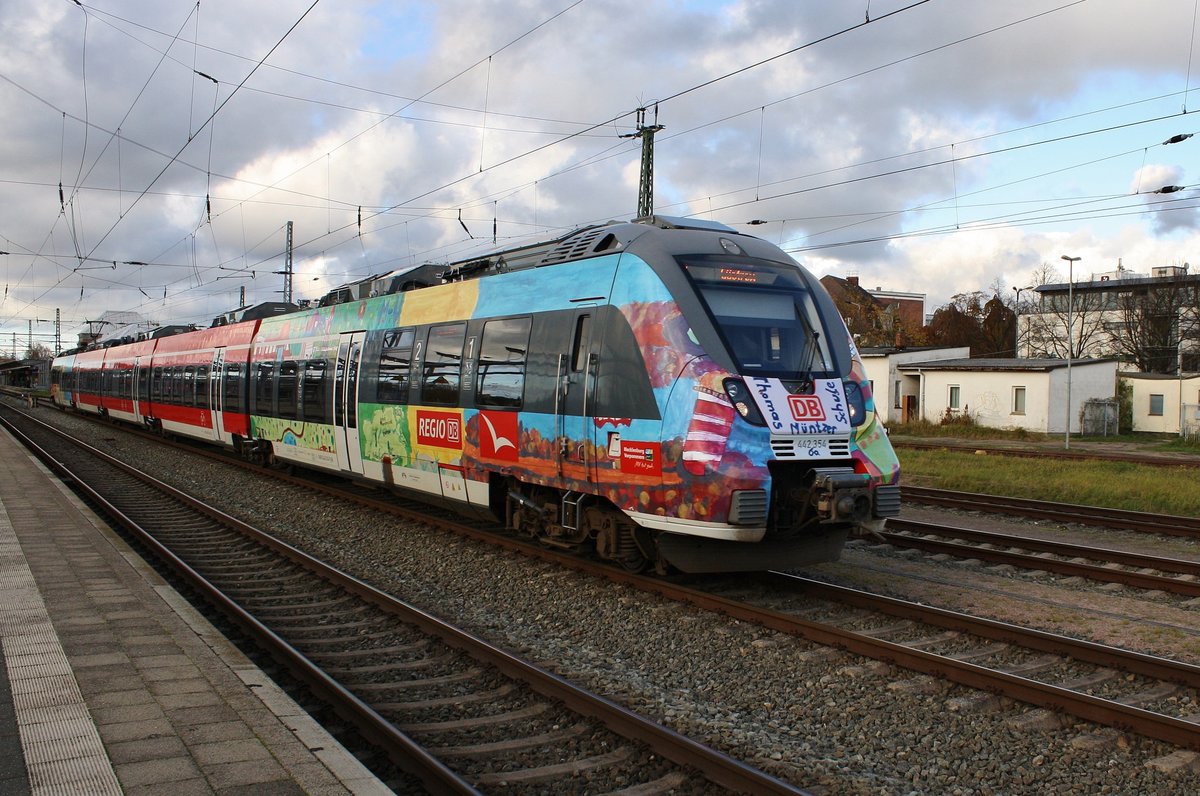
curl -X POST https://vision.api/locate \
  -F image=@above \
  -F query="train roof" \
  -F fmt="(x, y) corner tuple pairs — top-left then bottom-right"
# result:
(58, 216), (795, 358)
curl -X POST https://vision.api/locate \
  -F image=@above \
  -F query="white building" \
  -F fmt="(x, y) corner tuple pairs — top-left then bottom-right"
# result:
(864, 352), (1123, 432)
(860, 347), (969, 425)
(1122, 371), (1200, 435)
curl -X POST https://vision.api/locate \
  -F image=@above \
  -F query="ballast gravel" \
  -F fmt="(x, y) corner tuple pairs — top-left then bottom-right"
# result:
(37, 406), (1200, 794)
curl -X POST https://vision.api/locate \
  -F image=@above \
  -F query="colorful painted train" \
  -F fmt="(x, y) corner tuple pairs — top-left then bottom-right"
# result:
(51, 216), (900, 573)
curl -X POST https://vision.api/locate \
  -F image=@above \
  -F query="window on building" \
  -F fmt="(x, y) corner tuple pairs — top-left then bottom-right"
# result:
(949, 384), (961, 410)
(1150, 393), (1165, 416)
(477, 317), (532, 408)
(893, 380), (902, 409)
(1012, 386), (1026, 415)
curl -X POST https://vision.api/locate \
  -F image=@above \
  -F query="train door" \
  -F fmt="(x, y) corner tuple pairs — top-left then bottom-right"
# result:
(555, 311), (596, 483)
(334, 331), (366, 475)
(209, 347), (226, 442)
(132, 357), (144, 421)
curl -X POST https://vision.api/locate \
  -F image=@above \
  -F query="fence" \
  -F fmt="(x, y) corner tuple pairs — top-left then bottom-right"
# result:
(1184, 403), (1200, 440)
(1082, 398), (1119, 437)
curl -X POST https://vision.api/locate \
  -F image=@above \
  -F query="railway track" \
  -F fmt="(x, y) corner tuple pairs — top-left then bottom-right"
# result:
(0, 404), (802, 795)
(904, 485), (1200, 538)
(879, 518), (1200, 598)
(14, 400), (1200, 755)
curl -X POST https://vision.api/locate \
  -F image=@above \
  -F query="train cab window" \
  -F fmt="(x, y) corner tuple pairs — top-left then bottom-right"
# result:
(477, 317), (531, 408)
(422, 323), (466, 406)
(183, 367), (196, 407)
(377, 328), (414, 404)
(302, 360), (327, 423)
(571, 315), (591, 372)
(254, 362), (276, 416)
(195, 365), (209, 409)
(224, 362), (243, 413)
(278, 361), (299, 418)
(684, 259), (836, 377)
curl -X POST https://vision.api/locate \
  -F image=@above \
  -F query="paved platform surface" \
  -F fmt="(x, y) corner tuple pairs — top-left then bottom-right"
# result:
(0, 425), (394, 795)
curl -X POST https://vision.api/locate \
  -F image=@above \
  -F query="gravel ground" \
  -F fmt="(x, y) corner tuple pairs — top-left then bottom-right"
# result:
(34, 405), (1200, 794)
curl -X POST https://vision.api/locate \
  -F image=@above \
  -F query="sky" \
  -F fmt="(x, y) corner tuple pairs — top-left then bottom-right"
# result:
(2, 0), (1199, 354)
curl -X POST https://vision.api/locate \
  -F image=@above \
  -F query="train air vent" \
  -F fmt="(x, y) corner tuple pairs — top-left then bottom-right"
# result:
(538, 228), (621, 265)
(874, 485), (902, 518)
(769, 436), (852, 459)
(729, 489), (768, 525)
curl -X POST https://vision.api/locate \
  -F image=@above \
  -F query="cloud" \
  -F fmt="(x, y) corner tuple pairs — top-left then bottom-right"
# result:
(3, 0), (1200, 347)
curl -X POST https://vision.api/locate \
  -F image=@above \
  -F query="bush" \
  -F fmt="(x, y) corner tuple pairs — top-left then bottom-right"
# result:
(939, 405), (977, 427)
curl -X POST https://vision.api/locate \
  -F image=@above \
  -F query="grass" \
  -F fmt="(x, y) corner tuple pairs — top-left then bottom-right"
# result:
(890, 418), (1200, 452)
(898, 448), (1200, 517)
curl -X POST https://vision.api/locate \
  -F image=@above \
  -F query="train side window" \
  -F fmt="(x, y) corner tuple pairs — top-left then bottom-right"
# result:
(571, 315), (591, 372)
(254, 362), (275, 416)
(224, 362), (243, 414)
(278, 361), (299, 418)
(195, 365), (209, 409)
(183, 367), (196, 407)
(377, 328), (414, 404)
(422, 323), (466, 406)
(476, 317), (531, 408)
(302, 360), (327, 423)
(138, 367), (150, 402)
(152, 367), (163, 402)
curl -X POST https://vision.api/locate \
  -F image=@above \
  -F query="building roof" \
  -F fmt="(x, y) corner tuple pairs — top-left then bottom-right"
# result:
(898, 357), (1118, 372)
(859, 345), (960, 356)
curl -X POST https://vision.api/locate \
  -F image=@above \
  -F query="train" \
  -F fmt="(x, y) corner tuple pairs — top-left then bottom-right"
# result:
(50, 216), (901, 573)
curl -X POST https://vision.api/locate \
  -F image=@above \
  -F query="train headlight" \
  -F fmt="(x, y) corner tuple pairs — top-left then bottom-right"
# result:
(722, 378), (766, 426)
(843, 380), (868, 427)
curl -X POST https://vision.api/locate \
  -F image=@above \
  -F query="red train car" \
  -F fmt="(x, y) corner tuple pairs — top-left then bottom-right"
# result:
(141, 321), (259, 445)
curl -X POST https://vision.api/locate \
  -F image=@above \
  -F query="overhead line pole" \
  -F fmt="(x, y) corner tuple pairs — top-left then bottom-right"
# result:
(623, 107), (665, 219)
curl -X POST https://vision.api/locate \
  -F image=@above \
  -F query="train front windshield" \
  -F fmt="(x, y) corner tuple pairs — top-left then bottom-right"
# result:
(684, 259), (838, 379)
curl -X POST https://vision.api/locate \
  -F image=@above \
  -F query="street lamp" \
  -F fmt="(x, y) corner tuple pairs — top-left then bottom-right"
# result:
(1012, 285), (1034, 357)
(1061, 255), (1081, 449)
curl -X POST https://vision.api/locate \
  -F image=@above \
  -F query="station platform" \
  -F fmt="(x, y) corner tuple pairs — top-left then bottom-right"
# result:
(0, 425), (392, 795)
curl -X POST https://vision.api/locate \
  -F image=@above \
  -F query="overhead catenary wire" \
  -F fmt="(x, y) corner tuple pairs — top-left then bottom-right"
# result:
(4, 0), (1194, 336)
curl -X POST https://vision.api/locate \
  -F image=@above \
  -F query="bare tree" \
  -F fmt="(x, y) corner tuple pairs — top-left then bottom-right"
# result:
(1022, 285), (1108, 359)
(25, 342), (53, 360)
(1109, 277), (1200, 373)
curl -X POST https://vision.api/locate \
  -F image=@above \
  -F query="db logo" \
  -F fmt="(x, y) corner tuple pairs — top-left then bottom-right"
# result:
(416, 410), (462, 449)
(788, 394), (826, 421)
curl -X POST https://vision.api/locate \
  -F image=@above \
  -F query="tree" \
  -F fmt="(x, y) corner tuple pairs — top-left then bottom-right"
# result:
(25, 342), (53, 360)
(1022, 285), (1107, 359)
(1109, 278), (1200, 373)
(979, 295), (1016, 357)
(926, 291), (1000, 356)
